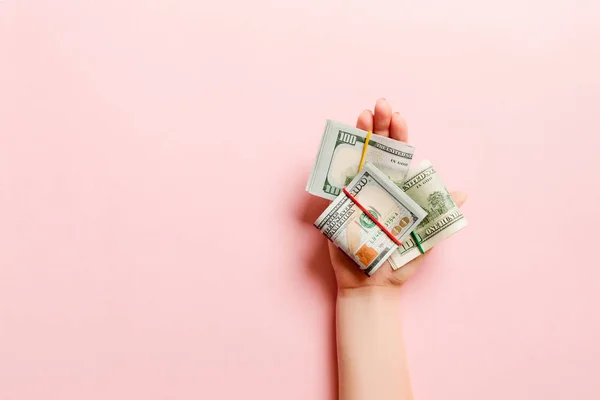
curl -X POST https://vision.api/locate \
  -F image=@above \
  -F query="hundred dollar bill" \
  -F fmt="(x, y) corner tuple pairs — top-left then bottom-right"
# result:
(306, 120), (415, 200)
(314, 163), (427, 276)
(389, 160), (468, 270)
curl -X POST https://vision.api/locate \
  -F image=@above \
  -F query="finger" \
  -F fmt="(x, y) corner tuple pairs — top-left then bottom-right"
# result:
(373, 98), (392, 137)
(390, 112), (408, 142)
(356, 109), (374, 131)
(450, 191), (468, 207)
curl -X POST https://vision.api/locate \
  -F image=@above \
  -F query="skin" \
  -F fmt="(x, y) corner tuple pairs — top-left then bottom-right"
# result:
(331, 99), (467, 400)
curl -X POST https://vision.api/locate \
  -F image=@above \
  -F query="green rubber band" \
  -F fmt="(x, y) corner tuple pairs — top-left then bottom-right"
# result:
(412, 232), (425, 254)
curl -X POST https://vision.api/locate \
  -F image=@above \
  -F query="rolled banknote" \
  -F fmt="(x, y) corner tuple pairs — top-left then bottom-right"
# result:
(314, 163), (427, 276)
(389, 160), (468, 270)
(306, 120), (415, 200)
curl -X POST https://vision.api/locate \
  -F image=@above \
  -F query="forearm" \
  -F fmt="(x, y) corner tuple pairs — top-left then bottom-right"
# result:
(336, 286), (413, 400)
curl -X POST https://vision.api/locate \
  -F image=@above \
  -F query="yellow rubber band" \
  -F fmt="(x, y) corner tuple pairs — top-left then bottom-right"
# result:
(357, 130), (372, 172)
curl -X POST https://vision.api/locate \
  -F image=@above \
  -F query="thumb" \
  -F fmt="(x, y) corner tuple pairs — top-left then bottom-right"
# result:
(450, 191), (468, 207)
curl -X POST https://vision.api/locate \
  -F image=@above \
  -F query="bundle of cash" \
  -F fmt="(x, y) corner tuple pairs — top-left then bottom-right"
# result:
(389, 160), (468, 269)
(306, 120), (415, 200)
(307, 119), (468, 275)
(314, 163), (427, 276)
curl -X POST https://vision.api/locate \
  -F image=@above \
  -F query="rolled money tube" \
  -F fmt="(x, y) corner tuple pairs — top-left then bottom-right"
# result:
(306, 120), (415, 200)
(314, 163), (427, 276)
(389, 160), (468, 270)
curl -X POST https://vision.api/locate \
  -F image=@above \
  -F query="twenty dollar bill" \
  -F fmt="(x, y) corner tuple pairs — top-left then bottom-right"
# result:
(306, 120), (415, 200)
(389, 160), (468, 270)
(314, 163), (427, 276)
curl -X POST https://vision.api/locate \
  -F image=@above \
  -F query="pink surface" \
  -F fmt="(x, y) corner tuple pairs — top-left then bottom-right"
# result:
(1, 1), (600, 399)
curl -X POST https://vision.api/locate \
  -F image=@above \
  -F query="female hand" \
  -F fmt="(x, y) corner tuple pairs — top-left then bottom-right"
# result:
(329, 98), (468, 291)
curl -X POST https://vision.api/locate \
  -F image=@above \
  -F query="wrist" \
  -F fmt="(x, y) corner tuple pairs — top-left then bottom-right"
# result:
(337, 285), (401, 300)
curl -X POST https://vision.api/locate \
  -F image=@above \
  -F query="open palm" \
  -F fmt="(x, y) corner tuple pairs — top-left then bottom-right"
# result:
(329, 99), (467, 290)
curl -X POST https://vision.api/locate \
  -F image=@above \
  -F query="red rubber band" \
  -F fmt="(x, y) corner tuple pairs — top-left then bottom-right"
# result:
(342, 187), (402, 246)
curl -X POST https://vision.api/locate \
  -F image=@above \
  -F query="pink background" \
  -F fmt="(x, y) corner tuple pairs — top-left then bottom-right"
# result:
(1, 1), (600, 399)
